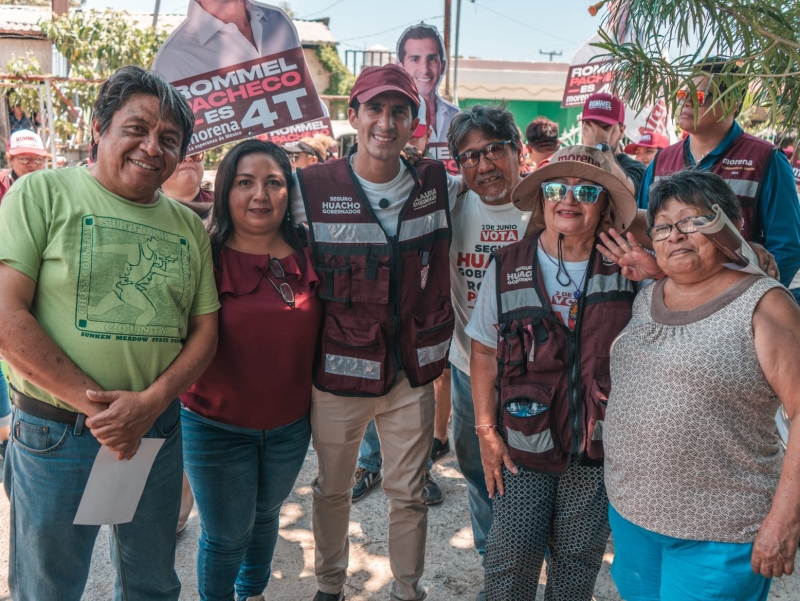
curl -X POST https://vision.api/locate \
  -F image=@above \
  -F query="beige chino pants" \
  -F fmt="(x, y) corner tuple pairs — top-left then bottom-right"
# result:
(311, 371), (435, 601)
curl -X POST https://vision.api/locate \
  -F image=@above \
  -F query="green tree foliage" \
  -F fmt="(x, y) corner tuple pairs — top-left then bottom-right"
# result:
(593, 0), (800, 130)
(6, 10), (168, 143)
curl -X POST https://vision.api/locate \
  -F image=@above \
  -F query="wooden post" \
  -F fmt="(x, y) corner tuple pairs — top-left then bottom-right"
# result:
(443, 0), (451, 100)
(51, 0), (69, 15)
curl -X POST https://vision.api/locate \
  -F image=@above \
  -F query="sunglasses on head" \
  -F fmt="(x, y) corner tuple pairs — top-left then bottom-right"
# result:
(454, 140), (513, 169)
(540, 182), (604, 204)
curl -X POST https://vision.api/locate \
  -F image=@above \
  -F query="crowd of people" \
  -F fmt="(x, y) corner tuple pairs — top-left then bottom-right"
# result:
(1, 52), (799, 601)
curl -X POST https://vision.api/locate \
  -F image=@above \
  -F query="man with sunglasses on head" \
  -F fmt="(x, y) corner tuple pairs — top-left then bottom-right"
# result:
(290, 63), (466, 601)
(0, 130), (49, 204)
(638, 58), (800, 301)
(579, 92), (646, 195)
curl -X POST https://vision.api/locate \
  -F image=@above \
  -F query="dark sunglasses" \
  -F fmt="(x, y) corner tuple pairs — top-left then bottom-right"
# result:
(541, 182), (604, 204)
(258, 259), (295, 308)
(454, 140), (513, 168)
(184, 152), (205, 163)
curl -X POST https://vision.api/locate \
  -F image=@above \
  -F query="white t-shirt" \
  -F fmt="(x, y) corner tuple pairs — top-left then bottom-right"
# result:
(448, 191), (530, 375)
(291, 157), (461, 235)
(466, 244), (589, 349)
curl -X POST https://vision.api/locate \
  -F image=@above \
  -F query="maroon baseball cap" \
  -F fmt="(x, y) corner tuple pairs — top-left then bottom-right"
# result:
(349, 64), (420, 110)
(580, 92), (625, 126)
(624, 131), (670, 154)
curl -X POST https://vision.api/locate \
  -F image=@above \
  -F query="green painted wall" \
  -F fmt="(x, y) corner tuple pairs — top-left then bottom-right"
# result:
(458, 98), (582, 141)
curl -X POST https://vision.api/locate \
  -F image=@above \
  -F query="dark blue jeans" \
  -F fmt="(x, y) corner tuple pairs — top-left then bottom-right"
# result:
(181, 408), (311, 601)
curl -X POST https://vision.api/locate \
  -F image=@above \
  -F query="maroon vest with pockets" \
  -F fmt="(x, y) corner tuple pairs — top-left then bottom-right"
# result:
(493, 233), (634, 473)
(298, 155), (454, 397)
(652, 132), (777, 242)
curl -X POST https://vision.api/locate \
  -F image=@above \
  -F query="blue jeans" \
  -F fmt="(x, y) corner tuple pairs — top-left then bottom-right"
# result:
(181, 408), (311, 601)
(357, 421), (434, 473)
(0, 362), (10, 429)
(3, 399), (183, 601)
(451, 365), (493, 557)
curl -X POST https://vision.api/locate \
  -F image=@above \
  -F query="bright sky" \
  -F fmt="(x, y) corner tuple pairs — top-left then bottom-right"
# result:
(84, 0), (605, 63)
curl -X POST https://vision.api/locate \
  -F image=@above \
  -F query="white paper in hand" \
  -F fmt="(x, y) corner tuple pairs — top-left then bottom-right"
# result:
(73, 439), (165, 525)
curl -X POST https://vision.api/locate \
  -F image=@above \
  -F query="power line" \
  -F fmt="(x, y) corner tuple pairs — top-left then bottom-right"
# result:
(337, 15), (443, 43)
(297, 0), (348, 20)
(474, 2), (579, 45)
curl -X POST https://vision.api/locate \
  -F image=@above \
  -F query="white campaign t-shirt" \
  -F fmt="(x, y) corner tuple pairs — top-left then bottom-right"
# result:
(448, 191), (530, 375)
(291, 157), (461, 235)
(466, 244), (589, 349)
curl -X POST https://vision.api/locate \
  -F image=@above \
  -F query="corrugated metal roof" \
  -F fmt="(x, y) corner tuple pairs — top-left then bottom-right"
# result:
(0, 5), (337, 45)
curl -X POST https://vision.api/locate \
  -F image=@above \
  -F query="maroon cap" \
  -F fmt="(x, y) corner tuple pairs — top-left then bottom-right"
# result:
(349, 64), (420, 109)
(624, 131), (670, 154)
(580, 92), (625, 126)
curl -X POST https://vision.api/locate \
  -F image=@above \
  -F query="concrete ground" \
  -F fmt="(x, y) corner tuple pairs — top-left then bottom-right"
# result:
(1, 444), (799, 601)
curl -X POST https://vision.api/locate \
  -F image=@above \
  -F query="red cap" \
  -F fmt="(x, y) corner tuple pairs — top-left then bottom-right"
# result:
(580, 92), (625, 126)
(624, 131), (670, 154)
(349, 64), (420, 110)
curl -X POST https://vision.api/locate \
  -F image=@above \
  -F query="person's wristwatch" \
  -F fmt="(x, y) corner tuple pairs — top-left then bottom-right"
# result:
(594, 143), (612, 152)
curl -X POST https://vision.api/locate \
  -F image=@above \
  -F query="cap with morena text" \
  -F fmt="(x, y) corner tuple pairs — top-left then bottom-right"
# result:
(579, 92), (625, 126)
(349, 64), (420, 110)
(7, 129), (48, 157)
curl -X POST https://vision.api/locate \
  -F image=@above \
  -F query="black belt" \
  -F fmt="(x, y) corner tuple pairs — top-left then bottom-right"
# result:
(12, 388), (84, 426)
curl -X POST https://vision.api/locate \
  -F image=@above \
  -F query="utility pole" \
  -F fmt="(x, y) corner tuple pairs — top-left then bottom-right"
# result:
(51, 0), (68, 15)
(452, 0), (462, 105)
(152, 0), (162, 29)
(443, 0), (451, 99)
(539, 49), (563, 62)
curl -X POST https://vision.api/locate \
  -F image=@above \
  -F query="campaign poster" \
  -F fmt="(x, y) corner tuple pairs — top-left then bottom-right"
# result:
(153, 1), (325, 153)
(258, 116), (334, 145)
(561, 61), (616, 108)
(395, 24), (460, 174)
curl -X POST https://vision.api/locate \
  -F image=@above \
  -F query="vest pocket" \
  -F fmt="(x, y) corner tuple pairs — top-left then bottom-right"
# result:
(321, 314), (387, 395)
(316, 258), (352, 305)
(412, 301), (455, 382)
(500, 383), (557, 456)
(584, 378), (609, 460)
(349, 256), (390, 304)
(498, 322), (527, 377)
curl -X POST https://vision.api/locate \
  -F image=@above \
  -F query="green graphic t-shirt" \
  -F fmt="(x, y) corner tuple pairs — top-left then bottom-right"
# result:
(0, 166), (220, 411)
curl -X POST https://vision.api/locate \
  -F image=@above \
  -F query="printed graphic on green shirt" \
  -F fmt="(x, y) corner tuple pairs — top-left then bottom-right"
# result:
(77, 215), (191, 339)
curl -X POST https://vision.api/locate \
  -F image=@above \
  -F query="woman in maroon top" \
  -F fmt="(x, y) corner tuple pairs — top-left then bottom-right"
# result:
(180, 140), (321, 601)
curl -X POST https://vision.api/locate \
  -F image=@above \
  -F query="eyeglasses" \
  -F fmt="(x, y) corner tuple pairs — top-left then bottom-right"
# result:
(540, 182), (604, 204)
(454, 140), (513, 168)
(258, 259), (295, 308)
(183, 152), (205, 163)
(646, 214), (715, 242)
(15, 156), (46, 166)
(287, 153), (300, 163)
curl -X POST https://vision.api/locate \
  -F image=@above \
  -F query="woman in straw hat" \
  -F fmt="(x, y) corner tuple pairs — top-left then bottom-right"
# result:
(464, 143), (654, 600)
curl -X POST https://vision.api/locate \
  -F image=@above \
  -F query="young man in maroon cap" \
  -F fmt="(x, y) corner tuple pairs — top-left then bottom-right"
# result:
(579, 92), (646, 195)
(290, 63), (465, 601)
(623, 130), (670, 167)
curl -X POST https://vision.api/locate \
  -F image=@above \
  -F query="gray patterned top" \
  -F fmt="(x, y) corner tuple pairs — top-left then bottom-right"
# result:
(605, 275), (786, 543)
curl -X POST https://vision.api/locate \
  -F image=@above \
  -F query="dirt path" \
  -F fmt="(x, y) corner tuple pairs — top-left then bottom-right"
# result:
(1, 447), (799, 600)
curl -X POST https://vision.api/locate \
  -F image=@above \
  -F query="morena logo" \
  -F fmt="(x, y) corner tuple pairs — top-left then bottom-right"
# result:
(557, 154), (601, 167)
(588, 100), (613, 111)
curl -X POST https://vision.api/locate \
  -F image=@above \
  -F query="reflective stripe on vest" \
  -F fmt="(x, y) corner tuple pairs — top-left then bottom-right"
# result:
(500, 288), (543, 313)
(399, 209), (448, 242)
(507, 427), (555, 454)
(417, 339), (450, 367)
(324, 354), (382, 380)
(585, 273), (635, 297)
(312, 222), (388, 245)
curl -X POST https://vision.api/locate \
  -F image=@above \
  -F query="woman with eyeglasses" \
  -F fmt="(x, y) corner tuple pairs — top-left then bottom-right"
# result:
(161, 151), (213, 206)
(465, 144), (647, 600)
(601, 169), (800, 601)
(0, 129), (49, 204)
(180, 140), (321, 601)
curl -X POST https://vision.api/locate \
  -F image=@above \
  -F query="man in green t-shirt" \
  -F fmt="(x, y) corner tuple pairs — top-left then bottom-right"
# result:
(0, 66), (219, 601)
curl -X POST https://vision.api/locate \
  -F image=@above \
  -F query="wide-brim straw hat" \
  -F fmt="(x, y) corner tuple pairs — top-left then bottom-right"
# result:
(512, 145), (638, 237)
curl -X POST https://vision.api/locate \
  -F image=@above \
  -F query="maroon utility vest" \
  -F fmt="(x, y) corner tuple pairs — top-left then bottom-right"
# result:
(652, 132), (777, 242)
(493, 233), (634, 473)
(298, 155), (454, 397)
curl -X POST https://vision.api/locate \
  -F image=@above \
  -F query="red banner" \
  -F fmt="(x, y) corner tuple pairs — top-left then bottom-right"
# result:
(426, 142), (459, 175)
(561, 61), (616, 108)
(172, 47), (325, 154)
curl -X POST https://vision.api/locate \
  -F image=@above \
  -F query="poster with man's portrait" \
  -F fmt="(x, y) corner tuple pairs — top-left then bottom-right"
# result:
(153, 0), (325, 153)
(396, 24), (460, 173)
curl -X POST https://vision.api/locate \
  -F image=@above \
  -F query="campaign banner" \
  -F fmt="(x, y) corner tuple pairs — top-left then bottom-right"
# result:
(171, 48), (325, 154)
(561, 61), (616, 108)
(426, 142), (459, 175)
(258, 116), (333, 145)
